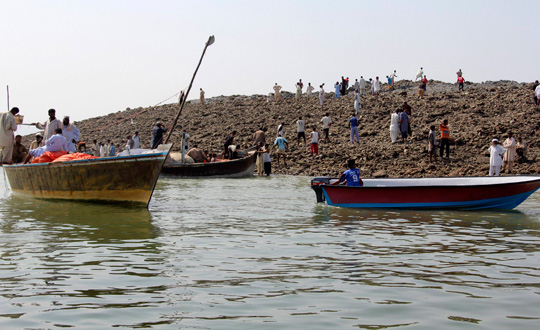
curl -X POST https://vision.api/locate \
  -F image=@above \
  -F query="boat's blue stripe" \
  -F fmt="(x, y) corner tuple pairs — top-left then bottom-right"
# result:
(323, 190), (538, 210)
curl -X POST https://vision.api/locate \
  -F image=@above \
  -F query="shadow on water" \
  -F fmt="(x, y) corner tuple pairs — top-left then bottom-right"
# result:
(0, 193), (158, 241)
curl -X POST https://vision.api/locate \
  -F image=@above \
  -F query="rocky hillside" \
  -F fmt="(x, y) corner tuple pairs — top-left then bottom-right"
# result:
(27, 80), (540, 178)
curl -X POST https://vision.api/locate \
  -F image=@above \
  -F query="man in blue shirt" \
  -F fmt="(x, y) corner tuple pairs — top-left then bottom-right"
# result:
(349, 113), (359, 143)
(273, 135), (288, 167)
(333, 159), (363, 187)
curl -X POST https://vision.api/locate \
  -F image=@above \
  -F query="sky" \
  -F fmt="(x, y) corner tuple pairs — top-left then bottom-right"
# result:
(1, 0), (539, 130)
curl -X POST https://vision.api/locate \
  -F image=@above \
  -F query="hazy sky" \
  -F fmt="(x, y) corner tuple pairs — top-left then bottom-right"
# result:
(1, 0), (539, 127)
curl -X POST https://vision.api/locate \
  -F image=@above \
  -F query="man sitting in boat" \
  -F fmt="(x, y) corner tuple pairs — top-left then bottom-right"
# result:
(332, 159), (363, 187)
(187, 145), (209, 163)
(26, 128), (69, 162)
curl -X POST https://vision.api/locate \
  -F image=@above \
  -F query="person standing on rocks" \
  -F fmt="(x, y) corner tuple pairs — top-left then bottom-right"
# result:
(340, 76), (347, 96)
(273, 83), (282, 101)
(391, 70), (397, 86)
(349, 113), (359, 143)
(151, 122), (167, 149)
(319, 84), (325, 107)
(353, 89), (361, 115)
(295, 80), (303, 102)
(428, 125), (438, 163)
(334, 82), (340, 98)
(320, 113), (332, 143)
(457, 75), (465, 92)
(386, 76), (392, 91)
(273, 134), (288, 167)
(402, 102), (413, 136)
(456, 69), (462, 78)
(306, 83), (314, 99)
(359, 76), (366, 95)
(277, 122), (285, 137)
(439, 119), (451, 158)
(389, 109), (400, 143)
(534, 81), (540, 108)
(309, 126), (319, 157)
(398, 110), (409, 143)
(422, 75), (428, 91)
(502, 132), (516, 174)
(489, 139), (506, 176)
(415, 67), (424, 81)
(200, 88), (205, 105)
(369, 78), (374, 95)
(296, 116), (306, 146)
(354, 79), (359, 92)
(373, 77), (381, 96)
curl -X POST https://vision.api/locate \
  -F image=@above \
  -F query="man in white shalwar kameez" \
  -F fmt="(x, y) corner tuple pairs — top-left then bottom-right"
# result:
(373, 77), (381, 95)
(35, 108), (63, 141)
(273, 83), (282, 101)
(415, 67), (424, 81)
(319, 85), (325, 106)
(306, 83), (314, 99)
(0, 107), (19, 164)
(353, 90), (361, 115)
(502, 132), (517, 173)
(61, 116), (80, 153)
(359, 76), (366, 95)
(389, 110), (400, 143)
(489, 139), (506, 176)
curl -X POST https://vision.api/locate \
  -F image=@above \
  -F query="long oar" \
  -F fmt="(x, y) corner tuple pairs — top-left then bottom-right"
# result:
(164, 35), (215, 144)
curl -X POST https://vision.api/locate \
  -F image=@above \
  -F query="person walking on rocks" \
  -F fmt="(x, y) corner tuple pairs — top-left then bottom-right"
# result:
(389, 109), (400, 143)
(398, 110), (409, 143)
(349, 113), (359, 143)
(309, 126), (319, 157)
(319, 84), (325, 106)
(457, 75), (465, 92)
(273, 83), (282, 101)
(354, 79), (359, 92)
(277, 122), (285, 137)
(489, 139), (506, 176)
(359, 76), (366, 95)
(390, 70), (397, 86)
(273, 134), (288, 167)
(439, 119), (451, 158)
(373, 77), (381, 95)
(353, 89), (361, 115)
(340, 76), (347, 96)
(502, 132), (516, 173)
(306, 83), (314, 99)
(295, 79), (303, 101)
(334, 82), (340, 98)
(387, 76), (392, 91)
(320, 113), (332, 143)
(199, 88), (205, 104)
(428, 125), (438, 163)
(415, 67), (424, 81)
(296, 116), (306, 146)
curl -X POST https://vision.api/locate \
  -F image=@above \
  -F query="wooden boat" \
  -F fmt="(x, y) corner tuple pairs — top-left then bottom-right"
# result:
(311, 176), (540, 210)
(161, 150), (257, 178)
(3, 144), (172, 207)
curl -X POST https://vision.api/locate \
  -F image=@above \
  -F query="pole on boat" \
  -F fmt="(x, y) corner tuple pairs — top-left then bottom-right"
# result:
(7, 85), (10, 111)
(164, 35), (215, 144)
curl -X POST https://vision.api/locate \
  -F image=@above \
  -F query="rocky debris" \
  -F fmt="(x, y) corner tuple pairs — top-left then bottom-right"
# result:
(23, 80), (540, 178)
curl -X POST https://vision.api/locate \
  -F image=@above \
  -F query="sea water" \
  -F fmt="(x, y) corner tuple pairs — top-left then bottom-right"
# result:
(1, 172), (540, 329)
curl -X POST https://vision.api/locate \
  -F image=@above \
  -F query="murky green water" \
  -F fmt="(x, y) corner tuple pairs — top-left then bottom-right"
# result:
(1, 172), (540, 329)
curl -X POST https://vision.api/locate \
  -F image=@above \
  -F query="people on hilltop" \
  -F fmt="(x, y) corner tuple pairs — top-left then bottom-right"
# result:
(359, 76), (366, 95)
(354, 79), (359, 91)
(387, 76), (392, 90)
(320, 113), (332, 143)
(273, 134), (288, 167)
(533, 80), (539, 107)
(332, 159), (363, 187)
(12, 135), (28, 163)
(389, 109), (400, 143)
(369, 78), (374, 95)
(35, 108), (63, 141)
(439, 119), (451, 158)
(306, 83), (314, 99)
(415, 67), (424, 81)
(456, 69), (462, 78)
(373, 77), (381, 95)
(319, 84), (325, 107)
(200, 88), (205, 105)
(534, 82), (540, 109)
(151, 122), (167, 149)
(488, 139), (506, 176)
(349, 113), (359, 143)
(353, 89), (361, 115)
(502, 132), (516, 174)
(340, 76), (347, 96)
(0, 107), (19, 165)
(62, 116), (80, 153)
(399, 109), (409, 143)
(428, 125), (438, 163)
(273, 83), (282, 101)
(309, 126), (319, 157)
(390, 70), (397, 86)
(295, 79), (303, 101)
(296, 116), (306, 146)
(334, 82), (340, 98)
(457, 75), (465, 92)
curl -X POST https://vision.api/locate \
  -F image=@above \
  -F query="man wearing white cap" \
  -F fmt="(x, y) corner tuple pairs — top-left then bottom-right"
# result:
(488, 139), (506, 176)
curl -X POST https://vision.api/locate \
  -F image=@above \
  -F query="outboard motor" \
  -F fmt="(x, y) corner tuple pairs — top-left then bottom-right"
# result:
(311, 177), (330, 203)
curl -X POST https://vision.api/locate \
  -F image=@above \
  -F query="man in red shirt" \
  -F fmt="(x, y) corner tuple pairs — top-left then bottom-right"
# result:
(457, 76), (465, 92)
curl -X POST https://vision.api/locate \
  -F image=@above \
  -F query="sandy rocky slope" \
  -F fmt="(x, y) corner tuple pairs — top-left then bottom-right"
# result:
(24, 80), (540, 178)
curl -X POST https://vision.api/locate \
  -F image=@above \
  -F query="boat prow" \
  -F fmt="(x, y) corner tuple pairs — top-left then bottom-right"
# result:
(311, 176), (540, 210)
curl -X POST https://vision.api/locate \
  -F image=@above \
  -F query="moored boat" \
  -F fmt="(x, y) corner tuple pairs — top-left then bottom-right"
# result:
(4, 144), (172, 207)
(161, 150), (256, 178)
(311, 176), (540, 210)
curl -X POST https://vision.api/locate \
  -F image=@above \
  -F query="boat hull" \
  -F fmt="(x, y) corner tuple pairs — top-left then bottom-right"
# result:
(161, 152), (256, 178)
(4, 148), (170, 206)
(312, 176), (540, 210)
